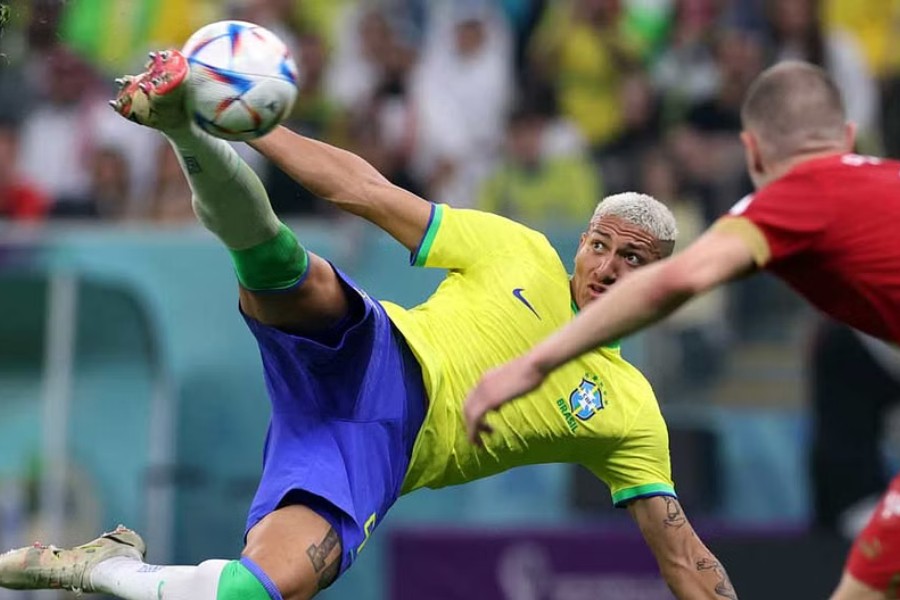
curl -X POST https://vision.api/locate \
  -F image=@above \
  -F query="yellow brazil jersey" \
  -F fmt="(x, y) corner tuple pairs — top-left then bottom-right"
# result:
(382, 205), (675, 506)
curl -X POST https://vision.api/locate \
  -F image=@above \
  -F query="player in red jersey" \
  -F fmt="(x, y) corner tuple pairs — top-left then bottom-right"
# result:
(847, 475), (900, 598)
(465, 60), (900, 600)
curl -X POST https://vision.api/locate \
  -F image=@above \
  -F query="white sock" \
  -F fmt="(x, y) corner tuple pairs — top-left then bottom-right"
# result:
(89, 557), (227, 600)
(166, 125), (280, 250)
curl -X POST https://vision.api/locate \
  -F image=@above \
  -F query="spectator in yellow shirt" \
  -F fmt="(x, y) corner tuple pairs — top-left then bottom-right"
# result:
(529, 0), (642, 151)
(477, 102), (602, 227)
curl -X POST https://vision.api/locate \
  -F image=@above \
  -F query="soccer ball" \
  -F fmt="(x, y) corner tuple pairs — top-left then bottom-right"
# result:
(182, 20), (298, 141)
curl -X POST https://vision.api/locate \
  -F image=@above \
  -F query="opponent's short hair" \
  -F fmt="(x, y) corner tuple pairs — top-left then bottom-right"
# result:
(741, 61), (846, 161)
(592, 192), (678, 243)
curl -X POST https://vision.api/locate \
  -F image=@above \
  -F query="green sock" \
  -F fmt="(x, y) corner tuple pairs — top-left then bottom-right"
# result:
(229, 223), (309, 291)
(216, 559), (278, 600)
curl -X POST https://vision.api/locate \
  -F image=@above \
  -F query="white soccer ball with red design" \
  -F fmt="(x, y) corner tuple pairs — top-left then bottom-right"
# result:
(182, 20), (298, 141)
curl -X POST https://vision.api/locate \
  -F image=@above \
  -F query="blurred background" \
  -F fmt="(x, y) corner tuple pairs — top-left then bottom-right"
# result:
(2, 0), (900, 598)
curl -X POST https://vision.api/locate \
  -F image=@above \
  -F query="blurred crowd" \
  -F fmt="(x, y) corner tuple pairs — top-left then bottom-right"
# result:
(0, 0), (898, 229)
(5, 0), (900, 538)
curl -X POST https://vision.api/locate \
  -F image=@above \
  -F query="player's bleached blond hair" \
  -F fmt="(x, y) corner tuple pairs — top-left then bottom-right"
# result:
(591, 192), (678, 242)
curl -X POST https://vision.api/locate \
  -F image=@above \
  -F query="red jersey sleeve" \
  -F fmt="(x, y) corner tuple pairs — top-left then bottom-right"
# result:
(716, 175), (835, 267)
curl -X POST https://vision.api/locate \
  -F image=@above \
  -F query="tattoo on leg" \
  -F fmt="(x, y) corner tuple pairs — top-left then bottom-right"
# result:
(182, 155), (202, 174)
(696, 557), (738, 600)
(317, 557), (340, 591)
(306, 528), (339, 573)
(663, 497), (686, 528)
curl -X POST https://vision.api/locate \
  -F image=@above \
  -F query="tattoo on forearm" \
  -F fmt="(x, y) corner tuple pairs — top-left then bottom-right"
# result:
(663, 497), (686, 528)
(696, 557), (737, 599)
(307, 527), (339, 573)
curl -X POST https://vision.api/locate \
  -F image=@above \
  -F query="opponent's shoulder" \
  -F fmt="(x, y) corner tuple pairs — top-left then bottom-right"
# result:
(726, 157), (837, 219)
(783, 153), (895, 191)
(744, 153), (900, 214)
(829, 153), (900, 192)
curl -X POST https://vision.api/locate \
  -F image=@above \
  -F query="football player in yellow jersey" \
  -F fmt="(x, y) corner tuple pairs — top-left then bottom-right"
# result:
(0, 51), (736, 600)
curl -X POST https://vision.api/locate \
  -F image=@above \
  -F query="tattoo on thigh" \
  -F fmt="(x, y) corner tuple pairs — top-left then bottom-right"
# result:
(306, 528), (339, 573)
(663, 497), (686, 528)
(317, 557), (340, 591)
(696, 557), (738, 600)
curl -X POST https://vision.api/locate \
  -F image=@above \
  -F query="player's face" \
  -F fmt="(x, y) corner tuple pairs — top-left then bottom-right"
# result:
(570, 216), (666, 309)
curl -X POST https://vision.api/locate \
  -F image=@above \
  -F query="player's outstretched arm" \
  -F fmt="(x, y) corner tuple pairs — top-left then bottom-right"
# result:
(464, 228), (757, 443)
(629, 496), (738, 599)
(520, 227), (756, 376)
(251, 127), (432, 252)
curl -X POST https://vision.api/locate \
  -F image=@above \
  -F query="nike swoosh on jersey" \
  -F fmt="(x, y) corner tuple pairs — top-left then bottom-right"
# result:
(512, 288), (540, 319)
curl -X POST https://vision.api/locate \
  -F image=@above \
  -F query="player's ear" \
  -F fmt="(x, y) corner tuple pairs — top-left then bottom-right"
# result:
(844, 121), (857, 151)
(740, 130), (764, 177)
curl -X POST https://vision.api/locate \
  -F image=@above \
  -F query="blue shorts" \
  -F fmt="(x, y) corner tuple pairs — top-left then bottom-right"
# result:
(242, 268), (426, 576)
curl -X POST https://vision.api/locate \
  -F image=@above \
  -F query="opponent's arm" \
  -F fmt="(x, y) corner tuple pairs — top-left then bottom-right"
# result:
(533, 228), (756, 371)
(464, 228), (758, 442)
(629, 496), (738, 599)
(251, 126), (432, 252)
